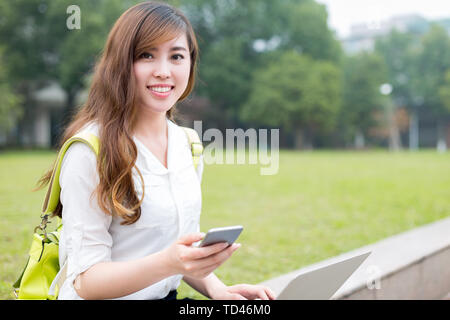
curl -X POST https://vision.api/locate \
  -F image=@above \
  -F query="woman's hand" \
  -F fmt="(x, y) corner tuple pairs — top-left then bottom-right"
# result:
(162, 232), (241, 279)
(211, 284), (276, 300)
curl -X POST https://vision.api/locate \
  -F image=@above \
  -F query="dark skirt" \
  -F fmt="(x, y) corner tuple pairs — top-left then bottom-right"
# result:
(159, 290), (195, 301)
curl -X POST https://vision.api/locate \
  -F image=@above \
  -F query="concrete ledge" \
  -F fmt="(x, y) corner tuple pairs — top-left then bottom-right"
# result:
(259, 216), (450, 299)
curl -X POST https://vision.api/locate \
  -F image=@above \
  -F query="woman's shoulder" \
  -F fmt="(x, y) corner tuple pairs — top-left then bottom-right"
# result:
(61, 120), (99, 166)
(77, 120), (100, 137)
(61, 141), (97, 173)
(60, 121), (99, 179)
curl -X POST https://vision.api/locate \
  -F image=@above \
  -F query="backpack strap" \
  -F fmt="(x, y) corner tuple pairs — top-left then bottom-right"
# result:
(41, 132), (99, 216)
(181, 127), (203, 169)
(181, 126), (203, 170)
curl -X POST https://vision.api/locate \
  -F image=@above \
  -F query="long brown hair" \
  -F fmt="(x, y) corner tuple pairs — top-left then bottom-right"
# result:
(36, 1), (199, 225)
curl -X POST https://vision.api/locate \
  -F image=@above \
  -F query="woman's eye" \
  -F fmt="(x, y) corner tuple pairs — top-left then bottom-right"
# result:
(141, 52), (153, 59)
(172, 54), (184, 61)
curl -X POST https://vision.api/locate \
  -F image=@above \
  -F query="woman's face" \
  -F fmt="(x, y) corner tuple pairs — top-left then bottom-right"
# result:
(133, 34), (191, 116)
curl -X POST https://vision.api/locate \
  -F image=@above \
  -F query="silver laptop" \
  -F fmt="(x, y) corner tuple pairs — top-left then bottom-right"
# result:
(276, 252), (371, 300)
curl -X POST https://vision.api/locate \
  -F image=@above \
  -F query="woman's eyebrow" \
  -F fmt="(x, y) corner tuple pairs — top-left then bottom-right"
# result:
(147, 46), (188, 52)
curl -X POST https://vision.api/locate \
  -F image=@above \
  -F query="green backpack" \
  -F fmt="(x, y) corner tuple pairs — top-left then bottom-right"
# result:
(13, 127), (203, 299)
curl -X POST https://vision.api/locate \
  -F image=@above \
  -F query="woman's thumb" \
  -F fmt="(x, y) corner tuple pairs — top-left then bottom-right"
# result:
(178, 232), (205, 245)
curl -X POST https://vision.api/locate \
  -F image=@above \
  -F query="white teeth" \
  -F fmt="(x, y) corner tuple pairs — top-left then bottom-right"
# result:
(149, 86), (172, 93)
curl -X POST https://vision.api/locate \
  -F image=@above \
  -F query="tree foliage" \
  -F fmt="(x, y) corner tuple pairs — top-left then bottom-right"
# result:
(375, 29), (419, 108)
(413, 24), (450, 116)
(240, 50), (341, 148)
(0, 47), (22, 134)
(439, 70), (450, 113)
(341, 51), (388, 139)
(182, 0), (342, 128)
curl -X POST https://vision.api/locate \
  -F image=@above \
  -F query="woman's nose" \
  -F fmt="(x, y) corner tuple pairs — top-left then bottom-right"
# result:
(153, 61), (170, 79)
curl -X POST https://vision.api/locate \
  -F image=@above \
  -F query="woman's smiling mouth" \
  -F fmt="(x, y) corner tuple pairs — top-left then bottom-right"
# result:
(147, 84), (175, 98)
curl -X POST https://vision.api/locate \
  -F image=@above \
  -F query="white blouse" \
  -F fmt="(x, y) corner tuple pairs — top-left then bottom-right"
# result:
(56, 118), (204, 300)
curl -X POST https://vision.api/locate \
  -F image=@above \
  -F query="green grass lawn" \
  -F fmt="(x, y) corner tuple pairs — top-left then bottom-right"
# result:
(1, 150), (449, 300)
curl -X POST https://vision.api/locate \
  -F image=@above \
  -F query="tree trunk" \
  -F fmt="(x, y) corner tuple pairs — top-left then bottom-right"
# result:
(386, 102), (402, 151)
(303, 127), (313, 150)
(354, 130), (365, 149)
(409, 109), (419, 150)
(294, 127), (304, 150)
(16, 82), (35, 147)
(446, 120), (450, 150)
(436, 120), (447, 153)
(62, 89), (77, 128)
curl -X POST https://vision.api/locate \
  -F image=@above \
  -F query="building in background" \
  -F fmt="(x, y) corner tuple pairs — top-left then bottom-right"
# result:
(341, 14), (440, 54)
(341, 14), (450, 149)
(0, 81), (87, 148)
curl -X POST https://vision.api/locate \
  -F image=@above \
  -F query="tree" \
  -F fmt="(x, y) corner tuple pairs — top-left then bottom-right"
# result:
(0, 47), (22, 137)
(48, 0), (133, 126)
(438, 70), (450, 148)
(240, 50), (341, 149)
(181, 0), (342, 129)
(0, 0), (54, 144)
(0, 0), (137, 145)
(439, 71), (450, 112)
(413, 24), (450, 149)
(340, 51), (388, 148)
(279, 0), (342, 64)
(375, 29), (421, 149)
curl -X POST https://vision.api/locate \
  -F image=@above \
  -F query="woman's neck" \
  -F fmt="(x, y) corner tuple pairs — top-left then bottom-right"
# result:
(132, 110), (169, 169)
(133, 110), (168, 140)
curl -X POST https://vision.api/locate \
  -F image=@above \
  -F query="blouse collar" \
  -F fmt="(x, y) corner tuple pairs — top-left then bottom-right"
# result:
(133, 118), (190, 175)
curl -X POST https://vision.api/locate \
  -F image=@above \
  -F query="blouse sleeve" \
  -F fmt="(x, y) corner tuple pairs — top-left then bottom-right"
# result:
(58, 142), (113, 299)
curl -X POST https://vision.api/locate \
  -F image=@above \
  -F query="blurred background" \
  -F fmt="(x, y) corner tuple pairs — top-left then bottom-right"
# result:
(1, 0), (450, 300)
(0, 0), (450, 150)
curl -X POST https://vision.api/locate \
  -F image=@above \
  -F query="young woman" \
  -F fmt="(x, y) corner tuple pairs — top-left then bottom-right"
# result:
(37, 1), (275, 300)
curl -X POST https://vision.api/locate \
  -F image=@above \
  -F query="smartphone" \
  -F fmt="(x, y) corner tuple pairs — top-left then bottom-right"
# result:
(198, 225), (244, 247)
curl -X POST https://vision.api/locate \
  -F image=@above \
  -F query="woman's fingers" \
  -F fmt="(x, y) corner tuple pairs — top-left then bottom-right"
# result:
(257, 288), (269, 300)
(177, 232), (205, 246)
(194, 243), (240, 268)
(230, 293), (247, 300)
(250, 286), (275, 300)
(189, 242), (230, 260)
(183, 243), (241, 277)
(265, 287), (276, 300)
(200, 243), (240, 266)
(228, 284), (275, 300)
